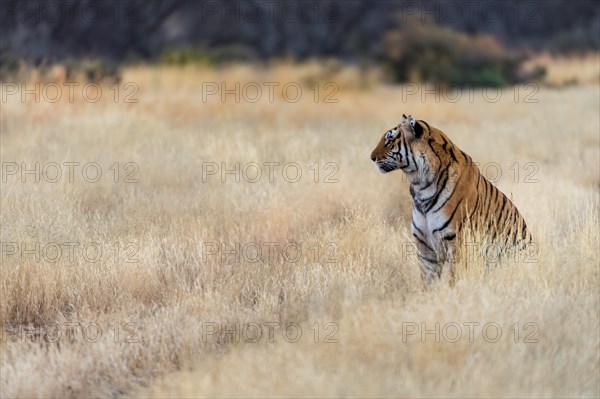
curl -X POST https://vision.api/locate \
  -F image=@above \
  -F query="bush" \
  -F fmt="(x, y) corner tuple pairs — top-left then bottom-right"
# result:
(0, 51), (121, 83)
(63, 58), (121, 83)
(159, 47), (215, 67)
(383, 20), (542, 87)
(0, 48), (22, 81)
(159, 45), (259, 67)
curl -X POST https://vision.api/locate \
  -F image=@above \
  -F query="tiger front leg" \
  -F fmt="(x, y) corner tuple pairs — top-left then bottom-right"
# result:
(441, 240), (459, 286)
(412, 237), (443, 284)
(420, 258), (443, 285)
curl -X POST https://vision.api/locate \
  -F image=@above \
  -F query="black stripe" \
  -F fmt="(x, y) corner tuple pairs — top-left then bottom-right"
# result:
(441, 135), (448, 149)
(418, 254), (439, 264)
(468, 173), (482, 223)
(432, 199), (463, 234)
(521, 220), (528, 240)
(477, 176), (488, 231)
(408, 149), (417, 170)
(406, 135), (417, 169)
(496, 193), (509, 231)
(422, 167), (449, 213)
(481, 174), (488, 210)
(431, 167), (462, 213)
(392, 146), (403, 162)
(490, 187), (502, 232)
(420, 177), (435, 191)
(443, 233), (456, 241)
(412, 220), (425, 238)
(431, 185), (455, 214)
(476, 174), (487, 230)
(484, 180), (494, 229)
(509, 210), (519, 244)
(427, 138), (442, 165)
(449, 148), (458, 163)
(502, 208), (515, 247)
(414, 167), (446, 211)
(401, 136), (409, 167)
(413, 233), (434, 252)
(489, 181), (498, 216)
(413, 121), (424, 138)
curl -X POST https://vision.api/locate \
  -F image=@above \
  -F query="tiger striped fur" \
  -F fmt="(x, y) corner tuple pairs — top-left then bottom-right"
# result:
(370, 114), (532, 282)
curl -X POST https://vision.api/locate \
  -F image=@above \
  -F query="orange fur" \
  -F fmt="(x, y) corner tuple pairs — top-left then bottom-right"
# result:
(371, 114), (531, 282)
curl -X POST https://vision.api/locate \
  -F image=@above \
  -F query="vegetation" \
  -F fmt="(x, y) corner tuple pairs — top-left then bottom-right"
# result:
(1, 1), (598, 65)
(1, 63), (598, 397)
(383, 20), (545, 87)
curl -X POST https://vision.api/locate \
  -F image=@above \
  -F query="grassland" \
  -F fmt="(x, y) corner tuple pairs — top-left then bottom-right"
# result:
(0, 62), (598, 398)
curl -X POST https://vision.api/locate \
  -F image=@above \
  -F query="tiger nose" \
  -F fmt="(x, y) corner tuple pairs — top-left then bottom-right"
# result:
(370, 154), (377, 162)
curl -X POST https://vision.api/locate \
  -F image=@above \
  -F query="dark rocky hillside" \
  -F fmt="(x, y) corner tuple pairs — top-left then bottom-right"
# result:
(1, 0), (598, 64)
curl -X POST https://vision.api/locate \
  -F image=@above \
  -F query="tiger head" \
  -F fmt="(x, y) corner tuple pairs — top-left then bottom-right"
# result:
(370, 114), (442, 179)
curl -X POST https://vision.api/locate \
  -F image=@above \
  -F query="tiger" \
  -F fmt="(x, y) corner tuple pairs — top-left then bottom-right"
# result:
(370, 114), (532, 283)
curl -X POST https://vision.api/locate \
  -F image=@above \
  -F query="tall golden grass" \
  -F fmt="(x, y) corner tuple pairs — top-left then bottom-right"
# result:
(0, 61), (598, 398)
(524, 52), (600, 87)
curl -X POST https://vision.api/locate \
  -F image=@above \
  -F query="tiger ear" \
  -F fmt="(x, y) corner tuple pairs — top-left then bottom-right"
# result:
(408, 115), (416, 127)
(400, 114), (423, 138)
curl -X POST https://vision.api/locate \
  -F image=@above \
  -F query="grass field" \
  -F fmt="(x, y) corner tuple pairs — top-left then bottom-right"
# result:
(0, 63), (599, 398)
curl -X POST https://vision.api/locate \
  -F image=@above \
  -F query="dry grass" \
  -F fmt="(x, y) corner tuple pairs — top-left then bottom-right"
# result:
(0, 63), (599, 398)
(525, 52), (600, 87)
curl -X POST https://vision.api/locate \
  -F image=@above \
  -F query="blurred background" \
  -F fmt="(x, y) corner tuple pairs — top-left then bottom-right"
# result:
(1, 0), (599, 86)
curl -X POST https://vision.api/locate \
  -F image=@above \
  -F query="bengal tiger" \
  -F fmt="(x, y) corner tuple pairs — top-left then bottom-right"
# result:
(370, 114), (532, 283)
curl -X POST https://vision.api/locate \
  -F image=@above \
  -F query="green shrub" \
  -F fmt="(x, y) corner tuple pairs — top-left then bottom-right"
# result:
(159, 45), (258, 67)
(383, 20), (541, 87)
(0, 48), (22, 81)
(159, 47), (215, 67)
